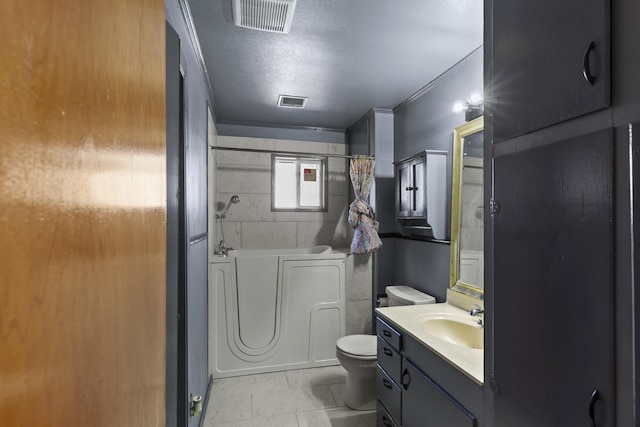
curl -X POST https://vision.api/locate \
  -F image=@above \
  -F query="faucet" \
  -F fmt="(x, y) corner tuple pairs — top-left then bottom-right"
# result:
(215, 240), (233, 257)
(470, 305), (484, 326)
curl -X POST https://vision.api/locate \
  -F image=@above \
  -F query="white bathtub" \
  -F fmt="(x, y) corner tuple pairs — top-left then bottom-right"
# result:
(227, 244), (332, 257)
(209, 246), (346, 378)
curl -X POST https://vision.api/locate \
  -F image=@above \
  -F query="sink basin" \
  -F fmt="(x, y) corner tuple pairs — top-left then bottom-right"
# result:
(419, 317), (484, 350)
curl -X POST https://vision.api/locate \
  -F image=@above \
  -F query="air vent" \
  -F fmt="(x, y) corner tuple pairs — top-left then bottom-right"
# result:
(232, 0), (297, 34)
(278, 95), (307, 108)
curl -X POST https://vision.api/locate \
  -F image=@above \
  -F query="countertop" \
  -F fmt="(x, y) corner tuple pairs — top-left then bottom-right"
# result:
(376, 303), (484, 385)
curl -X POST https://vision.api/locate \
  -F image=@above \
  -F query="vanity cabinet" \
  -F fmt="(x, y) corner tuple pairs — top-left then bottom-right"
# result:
(491, 0), (610, 142)
(376, 317), (481, 427)
(402, 361), (475, 427)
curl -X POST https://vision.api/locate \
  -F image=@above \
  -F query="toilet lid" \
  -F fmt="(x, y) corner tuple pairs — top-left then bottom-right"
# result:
(336, 335), (377, 357)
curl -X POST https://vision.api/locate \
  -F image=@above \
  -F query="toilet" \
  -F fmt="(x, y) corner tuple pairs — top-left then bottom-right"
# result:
(336, 285), (435, 410)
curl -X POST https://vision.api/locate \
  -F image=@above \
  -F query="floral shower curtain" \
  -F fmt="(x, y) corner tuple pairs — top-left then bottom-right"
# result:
(348, 155), (382, 254)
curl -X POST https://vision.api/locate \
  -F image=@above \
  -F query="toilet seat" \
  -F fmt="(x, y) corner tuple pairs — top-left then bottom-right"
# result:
(336, 335), (377, 359)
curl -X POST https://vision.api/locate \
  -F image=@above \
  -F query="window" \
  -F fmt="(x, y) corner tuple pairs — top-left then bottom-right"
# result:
(272, 155), (328, 211)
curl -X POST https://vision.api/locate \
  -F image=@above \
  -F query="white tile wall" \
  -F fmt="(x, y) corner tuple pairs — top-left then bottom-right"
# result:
(209, 135), (372, 339)
(346, 299), (373, 335)
(210, 136), (353, 253)
(241, 221), (298, 249)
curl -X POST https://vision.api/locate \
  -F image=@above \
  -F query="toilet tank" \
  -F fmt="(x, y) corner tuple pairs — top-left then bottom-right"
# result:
(386, 285), (436, 306)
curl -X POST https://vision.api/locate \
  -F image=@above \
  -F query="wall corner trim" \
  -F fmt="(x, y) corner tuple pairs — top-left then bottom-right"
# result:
(177, 0), (219, 122)
(394, 46), (484, 112)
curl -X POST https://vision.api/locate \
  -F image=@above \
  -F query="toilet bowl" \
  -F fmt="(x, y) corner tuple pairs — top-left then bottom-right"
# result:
(336, 334), (377, 410)
(335, 285), (435, 410)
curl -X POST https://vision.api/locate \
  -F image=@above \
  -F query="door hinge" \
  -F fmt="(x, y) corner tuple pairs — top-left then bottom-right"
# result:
(489, 199), (501, 216)
(490, 372), (500, 394)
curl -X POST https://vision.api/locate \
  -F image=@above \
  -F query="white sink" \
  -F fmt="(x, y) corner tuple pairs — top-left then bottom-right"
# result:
(376, 303), (485, 384)
(419, 317), (484, 350)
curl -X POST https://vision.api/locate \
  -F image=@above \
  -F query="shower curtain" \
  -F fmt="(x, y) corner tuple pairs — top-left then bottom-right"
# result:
(348, 155), (382, 254)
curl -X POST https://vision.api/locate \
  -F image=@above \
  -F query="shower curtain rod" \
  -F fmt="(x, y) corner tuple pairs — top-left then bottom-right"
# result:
(209, 145), (373, 160)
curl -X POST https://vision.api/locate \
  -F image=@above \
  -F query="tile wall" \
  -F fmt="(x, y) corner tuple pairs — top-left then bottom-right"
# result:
(209, 136), (372, 335)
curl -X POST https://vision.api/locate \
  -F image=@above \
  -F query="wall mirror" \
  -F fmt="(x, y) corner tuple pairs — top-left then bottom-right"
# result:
(450, 116), (484, 299)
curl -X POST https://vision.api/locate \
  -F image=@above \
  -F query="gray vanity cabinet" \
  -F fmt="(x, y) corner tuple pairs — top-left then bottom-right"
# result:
(492, 130), (614, 426)
(376, 317), (481, 427)
(402, 360), (475, 427)
(492, 0), (611, 142)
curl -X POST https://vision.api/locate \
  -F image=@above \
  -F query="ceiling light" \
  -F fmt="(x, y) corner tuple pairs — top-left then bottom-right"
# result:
(452, 101), (466, 113)
(469, 92), (483, 105)
(452, 92), (484, 122)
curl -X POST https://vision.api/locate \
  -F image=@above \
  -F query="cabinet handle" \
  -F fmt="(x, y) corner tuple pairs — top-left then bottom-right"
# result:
(382, 378), (393, 390)
(382, 415), (393, 427)
(588, 389), (600, 427)
(383, 330), (392, 337)
(405, 186), (414, 191)
(383, 348), (393, 357)
(582, 41), (596, 86)
(401, 368), (411, 390)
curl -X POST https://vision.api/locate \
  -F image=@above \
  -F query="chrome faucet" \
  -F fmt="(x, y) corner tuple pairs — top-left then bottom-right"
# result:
(470, 305), (484, 316)
(215, 240), (233, 257)
(470, 305), (484, 326)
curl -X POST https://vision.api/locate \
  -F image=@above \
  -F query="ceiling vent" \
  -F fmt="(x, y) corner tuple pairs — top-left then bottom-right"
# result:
(232, 0), (297, 34)
(277, 95), (307, 108)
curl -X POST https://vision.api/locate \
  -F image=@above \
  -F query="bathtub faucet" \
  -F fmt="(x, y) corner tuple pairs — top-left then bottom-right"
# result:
(215, 240), (233, 257)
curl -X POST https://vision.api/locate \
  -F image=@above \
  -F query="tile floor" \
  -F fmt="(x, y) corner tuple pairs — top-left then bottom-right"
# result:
(203, 365), (376, 427)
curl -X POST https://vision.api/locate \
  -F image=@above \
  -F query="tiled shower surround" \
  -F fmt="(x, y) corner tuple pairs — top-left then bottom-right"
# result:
(209, 135), (372, 335)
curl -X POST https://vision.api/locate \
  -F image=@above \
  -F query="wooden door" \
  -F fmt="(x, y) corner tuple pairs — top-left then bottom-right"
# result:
(492, 0), (611, 142)
(0, 0), (166, 426)
(493, 130), (614, 426)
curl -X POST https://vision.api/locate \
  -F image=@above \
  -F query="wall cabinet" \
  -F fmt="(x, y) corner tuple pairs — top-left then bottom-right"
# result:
(394, 150), (448, 239)
(492, 0), (610, 142)
(376, 317), (480, 427)
(492, 130), (614, 426)
(395, 155), (426, 218)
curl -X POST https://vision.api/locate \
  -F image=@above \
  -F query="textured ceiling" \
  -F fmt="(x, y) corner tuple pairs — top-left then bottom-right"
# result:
(189, 0), (483, 131)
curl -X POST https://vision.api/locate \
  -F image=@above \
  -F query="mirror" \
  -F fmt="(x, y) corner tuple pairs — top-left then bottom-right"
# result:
(450, 116), (484, 299)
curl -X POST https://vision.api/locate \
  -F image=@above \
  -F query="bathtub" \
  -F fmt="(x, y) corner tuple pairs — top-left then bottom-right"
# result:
(209, 245), (346, 378)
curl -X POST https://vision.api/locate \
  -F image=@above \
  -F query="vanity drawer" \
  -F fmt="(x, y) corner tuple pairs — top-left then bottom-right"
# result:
(377, 336), (401, 384)
(377, 365), (401, 424)
(377, 400), (399, 427)
(376, 317), (401, 351)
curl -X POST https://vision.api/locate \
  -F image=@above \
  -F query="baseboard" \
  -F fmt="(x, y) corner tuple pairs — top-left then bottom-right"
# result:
(198, 375), (214, 427)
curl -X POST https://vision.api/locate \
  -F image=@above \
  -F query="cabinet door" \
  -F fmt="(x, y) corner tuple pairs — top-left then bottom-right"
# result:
(396, 161), (412, 218)
(493, 130), (614, 426)
(411, 158), (426, 218)
(492, 0), (610, 142)
(402, 361), (476, 427)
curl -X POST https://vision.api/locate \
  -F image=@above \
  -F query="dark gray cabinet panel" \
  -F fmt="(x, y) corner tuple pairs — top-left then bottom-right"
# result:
(493, 130), (614, 426)
(378, 401), (399, 427)
(492, 0), (610, 142)
(377, 366), (402, 424)
(377, 336), (401, 384)
(376, 317), (402, 351)
(395, 155), (426, 219)
(402, 360), (476, 427)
